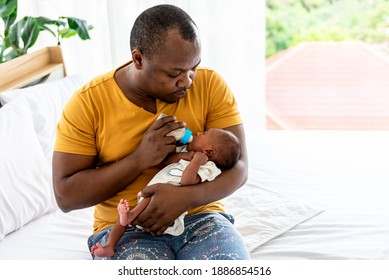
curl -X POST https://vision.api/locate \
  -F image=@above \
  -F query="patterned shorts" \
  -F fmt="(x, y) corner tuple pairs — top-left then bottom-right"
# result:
(88, 212), (250, 260)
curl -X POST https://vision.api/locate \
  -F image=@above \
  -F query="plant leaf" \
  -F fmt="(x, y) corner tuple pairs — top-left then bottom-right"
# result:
(8, 17), (24, 48)
(59, 27), (77, 39)
(67, 17), (91, 40)
(37, 24), (56, 38)
(4, 47), (25, 60)
(3, 8), (17, 32)
(0, 0), (17, 30)
(21, 17), (40, 51)
(0, 40), (6, 63)
(36, 16), (66, 27)
(35, 17), (67, 39)
(9, 17), (40, 51)
(0, 0), (17, 18)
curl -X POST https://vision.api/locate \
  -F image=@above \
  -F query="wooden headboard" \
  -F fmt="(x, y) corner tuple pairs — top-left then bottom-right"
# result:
(0, 46), (66, 92)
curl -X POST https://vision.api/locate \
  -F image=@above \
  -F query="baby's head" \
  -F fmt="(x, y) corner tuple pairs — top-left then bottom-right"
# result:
(187, 128), (241, 170)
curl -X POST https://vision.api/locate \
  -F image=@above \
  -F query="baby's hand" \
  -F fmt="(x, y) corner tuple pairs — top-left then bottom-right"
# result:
(192, 152), (208, 165)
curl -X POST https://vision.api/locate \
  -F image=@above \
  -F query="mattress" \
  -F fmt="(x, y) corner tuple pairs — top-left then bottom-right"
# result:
(248, 130), (389, 259)
(1, 130), (388, 260)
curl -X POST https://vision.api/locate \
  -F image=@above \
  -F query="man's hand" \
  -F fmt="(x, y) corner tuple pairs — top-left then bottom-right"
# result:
(131, 183), (191, 236)
(133, 115), (186, 169)
(52, 115), (187, 212)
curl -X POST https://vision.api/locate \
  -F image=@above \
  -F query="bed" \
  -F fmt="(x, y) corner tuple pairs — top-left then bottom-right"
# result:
(1, 47), (389, 260)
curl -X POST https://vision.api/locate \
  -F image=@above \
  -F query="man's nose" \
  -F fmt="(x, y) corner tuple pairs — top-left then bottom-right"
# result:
(177, 71), (193, 88)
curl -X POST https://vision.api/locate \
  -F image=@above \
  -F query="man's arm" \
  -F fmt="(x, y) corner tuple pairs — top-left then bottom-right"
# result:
(134, 124), (248, 235)
(52, 116), (186, 212)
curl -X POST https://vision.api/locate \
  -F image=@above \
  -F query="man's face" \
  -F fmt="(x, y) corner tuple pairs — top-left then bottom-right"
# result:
(139, 29), (201, 103)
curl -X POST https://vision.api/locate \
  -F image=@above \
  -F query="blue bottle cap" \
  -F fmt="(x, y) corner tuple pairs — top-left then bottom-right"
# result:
(179, 128), (192, 145)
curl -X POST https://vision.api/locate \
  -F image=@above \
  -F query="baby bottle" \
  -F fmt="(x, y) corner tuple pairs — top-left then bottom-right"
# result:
(157, 113), (193, 145)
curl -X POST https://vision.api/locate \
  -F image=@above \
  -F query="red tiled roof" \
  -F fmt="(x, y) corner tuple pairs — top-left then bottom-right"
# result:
(266, 41), (389, 130)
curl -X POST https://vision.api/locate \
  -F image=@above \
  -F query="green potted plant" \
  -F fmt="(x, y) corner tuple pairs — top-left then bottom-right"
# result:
(0, 0), (92, 64)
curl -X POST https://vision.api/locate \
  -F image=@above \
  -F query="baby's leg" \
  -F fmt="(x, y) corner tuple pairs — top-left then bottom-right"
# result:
(117, 196), (151, 227)
(91, 242), (115, 258)
(91, 218), (126, 258)
(118, 199), (131, 226)
(125, 197), (151, 226)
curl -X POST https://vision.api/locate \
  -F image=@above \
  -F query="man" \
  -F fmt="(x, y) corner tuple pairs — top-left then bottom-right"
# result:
(53, 4), (249, 260)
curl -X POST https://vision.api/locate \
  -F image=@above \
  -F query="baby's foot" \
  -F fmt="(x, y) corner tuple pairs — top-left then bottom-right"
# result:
(91, 242), (115, 258)
(118, 199), (130, 226)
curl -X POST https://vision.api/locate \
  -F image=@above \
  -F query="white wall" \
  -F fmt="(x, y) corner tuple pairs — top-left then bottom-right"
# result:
(16, 0), (265, 131)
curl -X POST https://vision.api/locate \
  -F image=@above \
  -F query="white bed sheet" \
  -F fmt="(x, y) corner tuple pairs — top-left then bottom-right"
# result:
(0, 171), (322, 260)
(1, 130), (388, 260)
(0, 208), (94, 260)
(248, 131), (389, 259)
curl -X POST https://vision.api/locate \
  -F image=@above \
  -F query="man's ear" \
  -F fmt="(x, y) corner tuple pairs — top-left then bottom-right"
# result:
(132, 49), (143, 70)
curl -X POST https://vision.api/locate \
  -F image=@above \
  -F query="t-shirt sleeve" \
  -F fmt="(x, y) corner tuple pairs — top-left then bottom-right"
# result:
(54, 90), (97, 155)
(205, 70), (242, 129)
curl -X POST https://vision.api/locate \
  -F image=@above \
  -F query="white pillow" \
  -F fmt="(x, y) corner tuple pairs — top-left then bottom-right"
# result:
(224, 182), (324, 252)
(0, 98), (54, 240)
(0, 75), (86, 164)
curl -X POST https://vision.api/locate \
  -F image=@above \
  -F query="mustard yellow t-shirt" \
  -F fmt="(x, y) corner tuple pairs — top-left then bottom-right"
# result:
(55, 63), (242, 233)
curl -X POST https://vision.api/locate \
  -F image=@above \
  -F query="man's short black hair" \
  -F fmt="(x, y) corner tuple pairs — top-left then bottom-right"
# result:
(130, 4), (198, 58)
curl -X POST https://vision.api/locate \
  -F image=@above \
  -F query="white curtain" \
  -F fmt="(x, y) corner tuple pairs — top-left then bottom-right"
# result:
(18, 0), (265, 131)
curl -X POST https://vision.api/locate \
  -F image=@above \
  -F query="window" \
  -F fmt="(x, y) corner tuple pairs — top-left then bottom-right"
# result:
(266, 0), (389, 130)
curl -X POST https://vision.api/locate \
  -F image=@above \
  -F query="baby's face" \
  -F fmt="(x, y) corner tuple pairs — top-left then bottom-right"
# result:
(187, 128), (222, 152)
